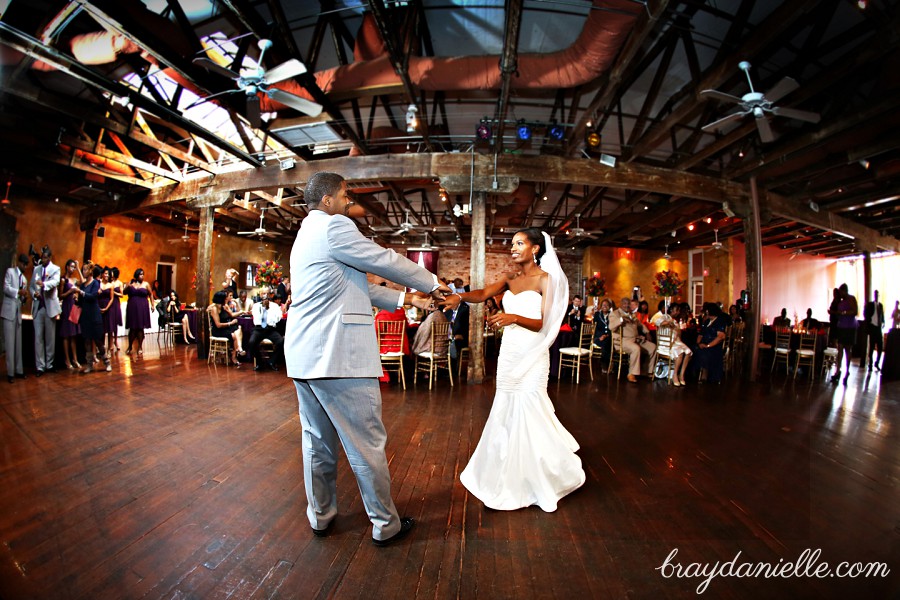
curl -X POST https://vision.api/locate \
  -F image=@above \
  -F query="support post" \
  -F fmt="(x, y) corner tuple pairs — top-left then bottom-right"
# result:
(82, 219), (97, 263)
(744, 177), (764, 381)
(195, 205), (215, 360)
(468, 191), (487, 384)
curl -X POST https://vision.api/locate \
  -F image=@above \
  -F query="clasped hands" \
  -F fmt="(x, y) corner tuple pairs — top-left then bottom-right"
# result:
(407, 283), (454, 311)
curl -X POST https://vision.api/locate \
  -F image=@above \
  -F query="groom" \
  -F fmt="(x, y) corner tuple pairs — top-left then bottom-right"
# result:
(285, 171), (449, 546)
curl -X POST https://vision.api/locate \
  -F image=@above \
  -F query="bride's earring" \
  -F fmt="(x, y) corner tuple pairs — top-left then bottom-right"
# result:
(532, 252), (538, 264)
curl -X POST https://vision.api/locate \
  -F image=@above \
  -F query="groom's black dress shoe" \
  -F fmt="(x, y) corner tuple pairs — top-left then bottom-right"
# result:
(372, 517), (415, 547)
(311, 520), (334, 538)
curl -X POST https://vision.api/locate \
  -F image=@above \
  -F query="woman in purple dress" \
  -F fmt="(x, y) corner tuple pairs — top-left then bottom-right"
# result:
(108, 267), (124, 352)
(99, 267), (117, 356)
(125, 268), (153, 357)
(830, 282), (858, 385)
(73, 264), (111, 374)
(58, 259), (83, 370)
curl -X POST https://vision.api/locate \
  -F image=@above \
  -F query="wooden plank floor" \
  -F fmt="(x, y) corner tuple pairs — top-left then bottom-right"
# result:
(0, 339), (898, 599)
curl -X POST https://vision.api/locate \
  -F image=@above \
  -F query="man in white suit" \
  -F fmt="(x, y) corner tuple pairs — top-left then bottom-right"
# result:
(286, 172), (449, 547)
(3, 253), (30, 383)
(30, 248), (62, 375)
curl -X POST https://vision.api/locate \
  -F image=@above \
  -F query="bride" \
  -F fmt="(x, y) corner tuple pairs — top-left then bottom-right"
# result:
(442, 228), (585, 511)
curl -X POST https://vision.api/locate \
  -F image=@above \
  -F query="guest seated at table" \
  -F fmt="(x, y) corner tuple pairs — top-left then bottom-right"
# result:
(650, 300), (667, 327)
(238, 289), (254, 313)
(801, 308), (820, 331)
(444, 295), (470, 374)
(162, 290), (195, 344)
(375, 306), (410, 355)
(224, 290), (247, 317)
(412, 304), (448, 356)
(609, 297), (657, 383)
(247, 287), (283, 371)
(208, 290), (245, 365)
(772, 307), (791, 328)
(636, 300), (652, 330)
(679, 302), (695, 326)
(652, 304), (693, 386)
(592, 298), (612, 369)
(693, 302), (727, 384)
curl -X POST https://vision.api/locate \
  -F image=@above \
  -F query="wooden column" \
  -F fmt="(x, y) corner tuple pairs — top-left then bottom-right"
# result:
(468, 191), (487, 384)
(195, 205), (215, 360)
(861, 250), (873, 370)
(744, 177), (764, 381)
(188, 192), (231, 360)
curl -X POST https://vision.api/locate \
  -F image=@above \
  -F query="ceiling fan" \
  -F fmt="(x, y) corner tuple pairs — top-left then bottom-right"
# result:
(700, 61), (821, 143)
(662, 244), (672, 260)
(788, 248), (804, 261)
(699, 229), (724, 254)
(190, 39), (323, 128)
(406, 232), (440, 251)
(238, 208), (276, 238)
(391, 210), (416, 236)
(566, 214), (603, 239)
(167, 217), (199, 245)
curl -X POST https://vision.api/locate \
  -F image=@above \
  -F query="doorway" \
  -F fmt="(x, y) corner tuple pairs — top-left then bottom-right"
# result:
(156, 262), (176, 296)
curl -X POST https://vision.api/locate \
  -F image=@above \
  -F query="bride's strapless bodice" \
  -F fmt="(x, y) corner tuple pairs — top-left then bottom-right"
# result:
(501, 289), (542, 321)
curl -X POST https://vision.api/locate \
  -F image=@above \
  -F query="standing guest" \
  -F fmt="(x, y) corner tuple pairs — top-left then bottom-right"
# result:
(208, 290), (243, 366)
(892, 300), (900, 330)
(275, 277), (291, 304)
(222, 268), (239, 297)
(831, 283), (858, 385)
(285, 171), (447, 546)
(591, 298), (612, 369)
(247, 287), (283, 371)
(108, 267), (124, 353)
(863, 290), (885, 371)
(73, 264), (111, 373)
(3, 254), (30, 383)
(58, 259), (83, 370)
(827, 288), (841, 344)
(564, 295), (585, 332)
(150, 279), (161, 303)
(125, 268), (153, 357)
(30, 247), (61, 376)
(99, 267), (118, 353)
(728, 304), (743, 324)
(609, 297), (657, 383)
(693, 303), (726, 384)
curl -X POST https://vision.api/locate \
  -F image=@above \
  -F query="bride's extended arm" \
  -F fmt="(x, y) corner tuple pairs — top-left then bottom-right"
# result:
(441, 274), (510, 309)
(485, 272), (548, 333)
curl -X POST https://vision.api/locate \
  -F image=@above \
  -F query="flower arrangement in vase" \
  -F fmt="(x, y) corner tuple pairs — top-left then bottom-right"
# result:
(653, 269), (683, 298)
(586, 273), (606, 298)
(255, 260), (284, 289)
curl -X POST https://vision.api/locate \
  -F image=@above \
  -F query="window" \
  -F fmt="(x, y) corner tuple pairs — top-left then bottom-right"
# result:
(240, 262), (257, 289)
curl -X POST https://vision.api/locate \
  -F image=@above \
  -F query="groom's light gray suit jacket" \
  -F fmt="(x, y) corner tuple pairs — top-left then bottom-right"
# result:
(285, 210), (436, 379)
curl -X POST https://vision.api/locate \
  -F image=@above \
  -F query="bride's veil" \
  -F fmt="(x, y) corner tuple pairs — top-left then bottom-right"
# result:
(508, 231), (569, 381)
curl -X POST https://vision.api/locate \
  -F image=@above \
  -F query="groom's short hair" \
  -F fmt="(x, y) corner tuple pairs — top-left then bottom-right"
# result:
(305, 172), (345, 208)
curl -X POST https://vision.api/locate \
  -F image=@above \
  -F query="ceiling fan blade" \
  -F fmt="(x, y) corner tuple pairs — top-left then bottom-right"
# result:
(185, 88), (240, 110)
(764, 76), (799, 104)
(237, 231), (254, 235)
(701, 111), (747, 133)
(266, 88), (323, 117)
(700, 89), (743, 104)
(755, 114), (775, 143)
(771, 106), (821, 123)
(192, 57), (240, 80)
(246, 94), (261, 128)
(264, 59), (307, 85)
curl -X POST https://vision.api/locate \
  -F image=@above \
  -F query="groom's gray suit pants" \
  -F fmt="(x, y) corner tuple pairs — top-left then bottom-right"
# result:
(293, 377), (401, 541)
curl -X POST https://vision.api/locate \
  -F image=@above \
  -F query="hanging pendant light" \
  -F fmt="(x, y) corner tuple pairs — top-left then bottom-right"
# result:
(1, 180), (10, 207)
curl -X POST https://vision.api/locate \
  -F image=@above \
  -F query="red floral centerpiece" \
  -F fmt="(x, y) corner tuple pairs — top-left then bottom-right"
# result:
(653, 269), (683, 298)
(586, 273), (606, 297)
(255, 260), (284, 288)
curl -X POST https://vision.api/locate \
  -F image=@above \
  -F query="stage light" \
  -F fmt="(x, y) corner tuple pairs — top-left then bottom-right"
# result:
(405, 104), (418, 133)
(548, 124), (565, 140)
(703, 217), (712, 224)
(517, 122), (532, 141)
(585, 131), (601, 150)
(476, 121), (492, 141)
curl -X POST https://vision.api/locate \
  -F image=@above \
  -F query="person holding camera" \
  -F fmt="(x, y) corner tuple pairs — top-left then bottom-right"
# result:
(3, 253), (31, 383)
(30, 247), (61, 376)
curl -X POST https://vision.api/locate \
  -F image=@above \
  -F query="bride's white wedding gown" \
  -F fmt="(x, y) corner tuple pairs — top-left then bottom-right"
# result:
(460, 290), (586, 512)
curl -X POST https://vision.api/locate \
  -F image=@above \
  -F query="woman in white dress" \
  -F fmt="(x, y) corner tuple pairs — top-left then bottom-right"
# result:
(442, 229), (585, 512)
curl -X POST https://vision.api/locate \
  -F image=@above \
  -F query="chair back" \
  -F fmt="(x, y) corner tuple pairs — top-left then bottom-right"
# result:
(376, 320), (405, 354)
(430, 321), (451, 356)
(577, 322), (594, 351)
(656, 326), (675, 358)
(798, 329), (817, 352)
(774, 327), (792, 350)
